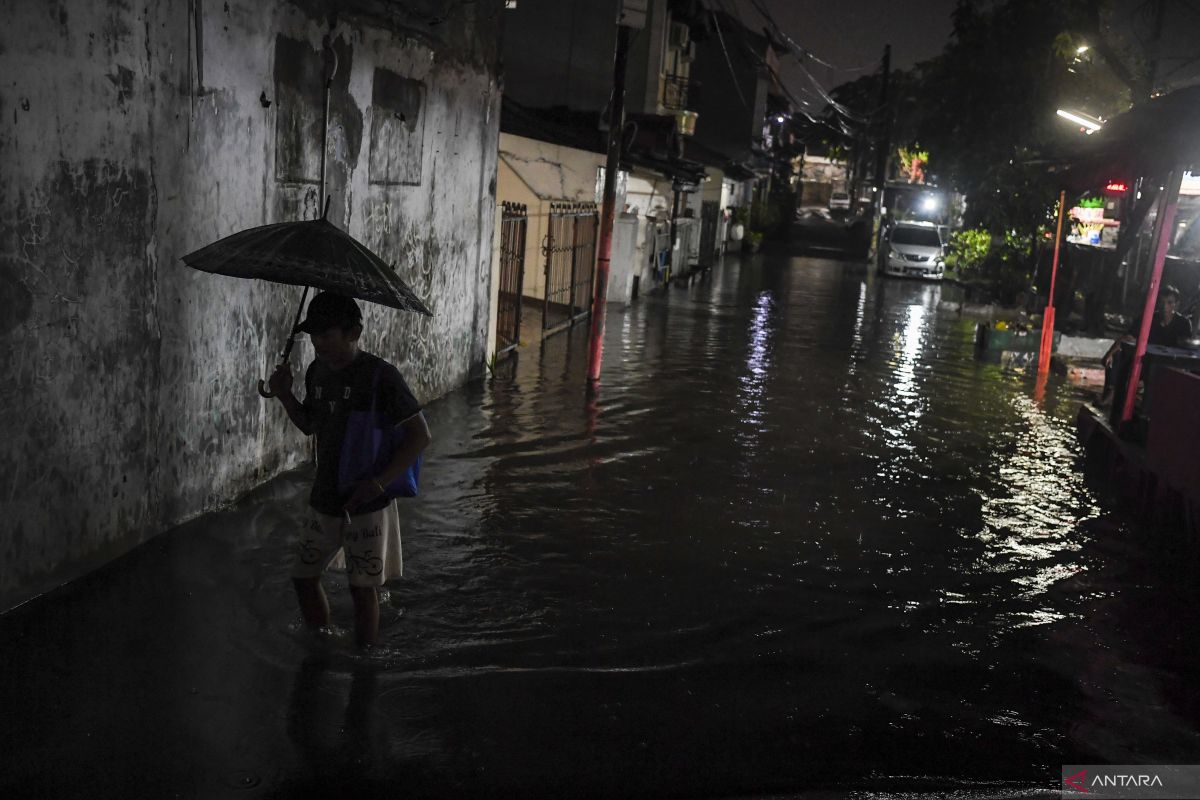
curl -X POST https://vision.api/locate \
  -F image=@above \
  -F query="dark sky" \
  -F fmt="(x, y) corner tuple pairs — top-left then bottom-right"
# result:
(735, 0), (959, 94)
(735, 0), (1200, 100)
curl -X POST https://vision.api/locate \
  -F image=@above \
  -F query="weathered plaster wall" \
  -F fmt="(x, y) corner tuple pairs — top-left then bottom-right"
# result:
(0, 0), (502, 610)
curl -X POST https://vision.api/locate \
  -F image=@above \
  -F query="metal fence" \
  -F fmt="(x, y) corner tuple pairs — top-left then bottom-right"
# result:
(542, 202), (598, 333)
(496, 202), (527, 354)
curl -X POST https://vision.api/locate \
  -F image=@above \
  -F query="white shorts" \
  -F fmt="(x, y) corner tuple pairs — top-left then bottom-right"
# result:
(291, 503), (404, 587)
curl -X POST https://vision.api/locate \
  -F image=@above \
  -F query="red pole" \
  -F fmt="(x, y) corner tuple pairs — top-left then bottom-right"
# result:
(587, 25), (632, 393)
(1038, 190), (1066, 375)
(1121, 169), (1183, 423)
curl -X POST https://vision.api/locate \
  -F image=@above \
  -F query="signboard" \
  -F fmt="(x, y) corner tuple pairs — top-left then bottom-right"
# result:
(1068, 205), (1119, 249)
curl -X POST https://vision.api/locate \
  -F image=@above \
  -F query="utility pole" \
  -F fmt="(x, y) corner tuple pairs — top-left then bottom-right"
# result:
(586, 21), (633, 394)
(872, 44), (891, 195)
(871, 44), (891, 263)
(668, 184), (682, 284)
(1038, 191), (1067, 377)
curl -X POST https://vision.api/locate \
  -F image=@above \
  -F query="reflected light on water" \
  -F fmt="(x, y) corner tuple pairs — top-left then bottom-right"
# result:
(976, 391), (1100, 624)
(891, 302), (928, 420)
(847, 280), (867, 377)
(739, 290), (774, 424)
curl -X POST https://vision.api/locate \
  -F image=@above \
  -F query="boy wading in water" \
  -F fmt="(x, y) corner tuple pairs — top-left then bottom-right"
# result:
(268, 292), (431, 648)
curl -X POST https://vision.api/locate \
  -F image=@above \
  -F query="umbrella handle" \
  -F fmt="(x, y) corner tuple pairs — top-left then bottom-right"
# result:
(260, 301), (306, 399)
(257, 353), (289, 399)
(257, 354), (289, 399)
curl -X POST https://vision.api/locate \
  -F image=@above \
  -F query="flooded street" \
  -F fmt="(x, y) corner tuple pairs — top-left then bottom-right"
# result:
(4, 252), (1200, 798)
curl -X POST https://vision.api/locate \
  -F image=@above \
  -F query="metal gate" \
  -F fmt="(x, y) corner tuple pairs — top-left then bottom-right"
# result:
(542, 202), (598, 333)
(496, 202), (527, 355)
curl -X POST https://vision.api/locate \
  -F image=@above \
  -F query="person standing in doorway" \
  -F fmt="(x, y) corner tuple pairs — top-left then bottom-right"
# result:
(268, 292), (431, 648)
(1100, 285), (1194, 405)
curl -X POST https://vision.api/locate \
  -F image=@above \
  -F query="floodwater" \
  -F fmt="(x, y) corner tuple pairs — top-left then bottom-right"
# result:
(4, 252), (1200, 799)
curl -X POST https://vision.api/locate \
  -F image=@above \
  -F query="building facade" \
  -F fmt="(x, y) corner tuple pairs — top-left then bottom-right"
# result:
(0, 0), (504, 610)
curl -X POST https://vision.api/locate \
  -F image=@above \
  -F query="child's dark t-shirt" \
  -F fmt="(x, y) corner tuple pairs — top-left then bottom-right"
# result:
(303, 351), (421, 516)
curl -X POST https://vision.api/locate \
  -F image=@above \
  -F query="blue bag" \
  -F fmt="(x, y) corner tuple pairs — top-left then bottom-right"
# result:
(336, 364), (421, 500)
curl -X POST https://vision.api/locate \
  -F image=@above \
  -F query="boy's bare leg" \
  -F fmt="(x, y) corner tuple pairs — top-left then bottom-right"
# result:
(293, 577), (331, 629)
(349, 586), (379, 648)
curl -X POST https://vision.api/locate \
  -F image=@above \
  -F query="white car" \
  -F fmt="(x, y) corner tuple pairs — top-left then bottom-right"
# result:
(883, 222), (945, 279)
(829, 190), (851, 212)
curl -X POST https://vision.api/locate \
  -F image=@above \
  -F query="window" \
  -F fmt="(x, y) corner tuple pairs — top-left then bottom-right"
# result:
(891, 226), (942, 247)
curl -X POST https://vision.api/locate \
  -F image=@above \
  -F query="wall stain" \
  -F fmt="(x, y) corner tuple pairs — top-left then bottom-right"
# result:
(0, 263), (33, 335)
(106, 65), (135, 109)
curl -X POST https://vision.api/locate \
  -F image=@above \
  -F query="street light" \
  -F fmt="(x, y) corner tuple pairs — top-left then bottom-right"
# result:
(1056, 108), (1103, 134)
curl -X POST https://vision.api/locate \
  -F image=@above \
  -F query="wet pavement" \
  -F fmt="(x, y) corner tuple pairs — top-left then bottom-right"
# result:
(4, 251), (1200, 799)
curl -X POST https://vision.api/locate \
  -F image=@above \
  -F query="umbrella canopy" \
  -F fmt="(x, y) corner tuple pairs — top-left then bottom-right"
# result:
(182, 217), (433, 316)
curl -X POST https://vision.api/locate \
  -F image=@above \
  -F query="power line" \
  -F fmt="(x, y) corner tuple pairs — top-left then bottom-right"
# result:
(738, 0), (869, 123)
(710, 10), (750, 108)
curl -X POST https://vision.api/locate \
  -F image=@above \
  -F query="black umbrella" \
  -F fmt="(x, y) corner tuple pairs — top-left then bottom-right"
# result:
(179, 41), (431, 398)
(181, 199), (433, 396)
(182, 201), (432, 316)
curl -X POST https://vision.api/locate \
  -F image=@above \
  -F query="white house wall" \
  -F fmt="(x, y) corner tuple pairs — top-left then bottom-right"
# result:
(495, 133), (611, 302)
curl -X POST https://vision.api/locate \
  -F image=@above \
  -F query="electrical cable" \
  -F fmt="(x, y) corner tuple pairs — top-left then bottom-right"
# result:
(705, 0), (824, 123)
(739, 0), (870, 122)
(711, 10), (750, 108)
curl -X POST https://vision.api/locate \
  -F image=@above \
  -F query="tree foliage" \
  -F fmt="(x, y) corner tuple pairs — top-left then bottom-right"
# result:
(913, 1), (1108, 235)
(826, 0), (1143, 240)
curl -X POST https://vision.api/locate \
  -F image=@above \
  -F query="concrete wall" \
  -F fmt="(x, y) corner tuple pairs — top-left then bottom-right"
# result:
(0, 0), (502, 610)
(625, 0), (669, 117)
(607, 215), (639, 306)
(689, 15), (768, 165)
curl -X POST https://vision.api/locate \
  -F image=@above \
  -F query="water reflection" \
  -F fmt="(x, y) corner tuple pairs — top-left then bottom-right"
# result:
(287, 656), (382, 783)
(739, 289), (775, 425)
(976, 391), (1100, 626)
(892, 301), (927, 409)
(4, 254), (1199, 798)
